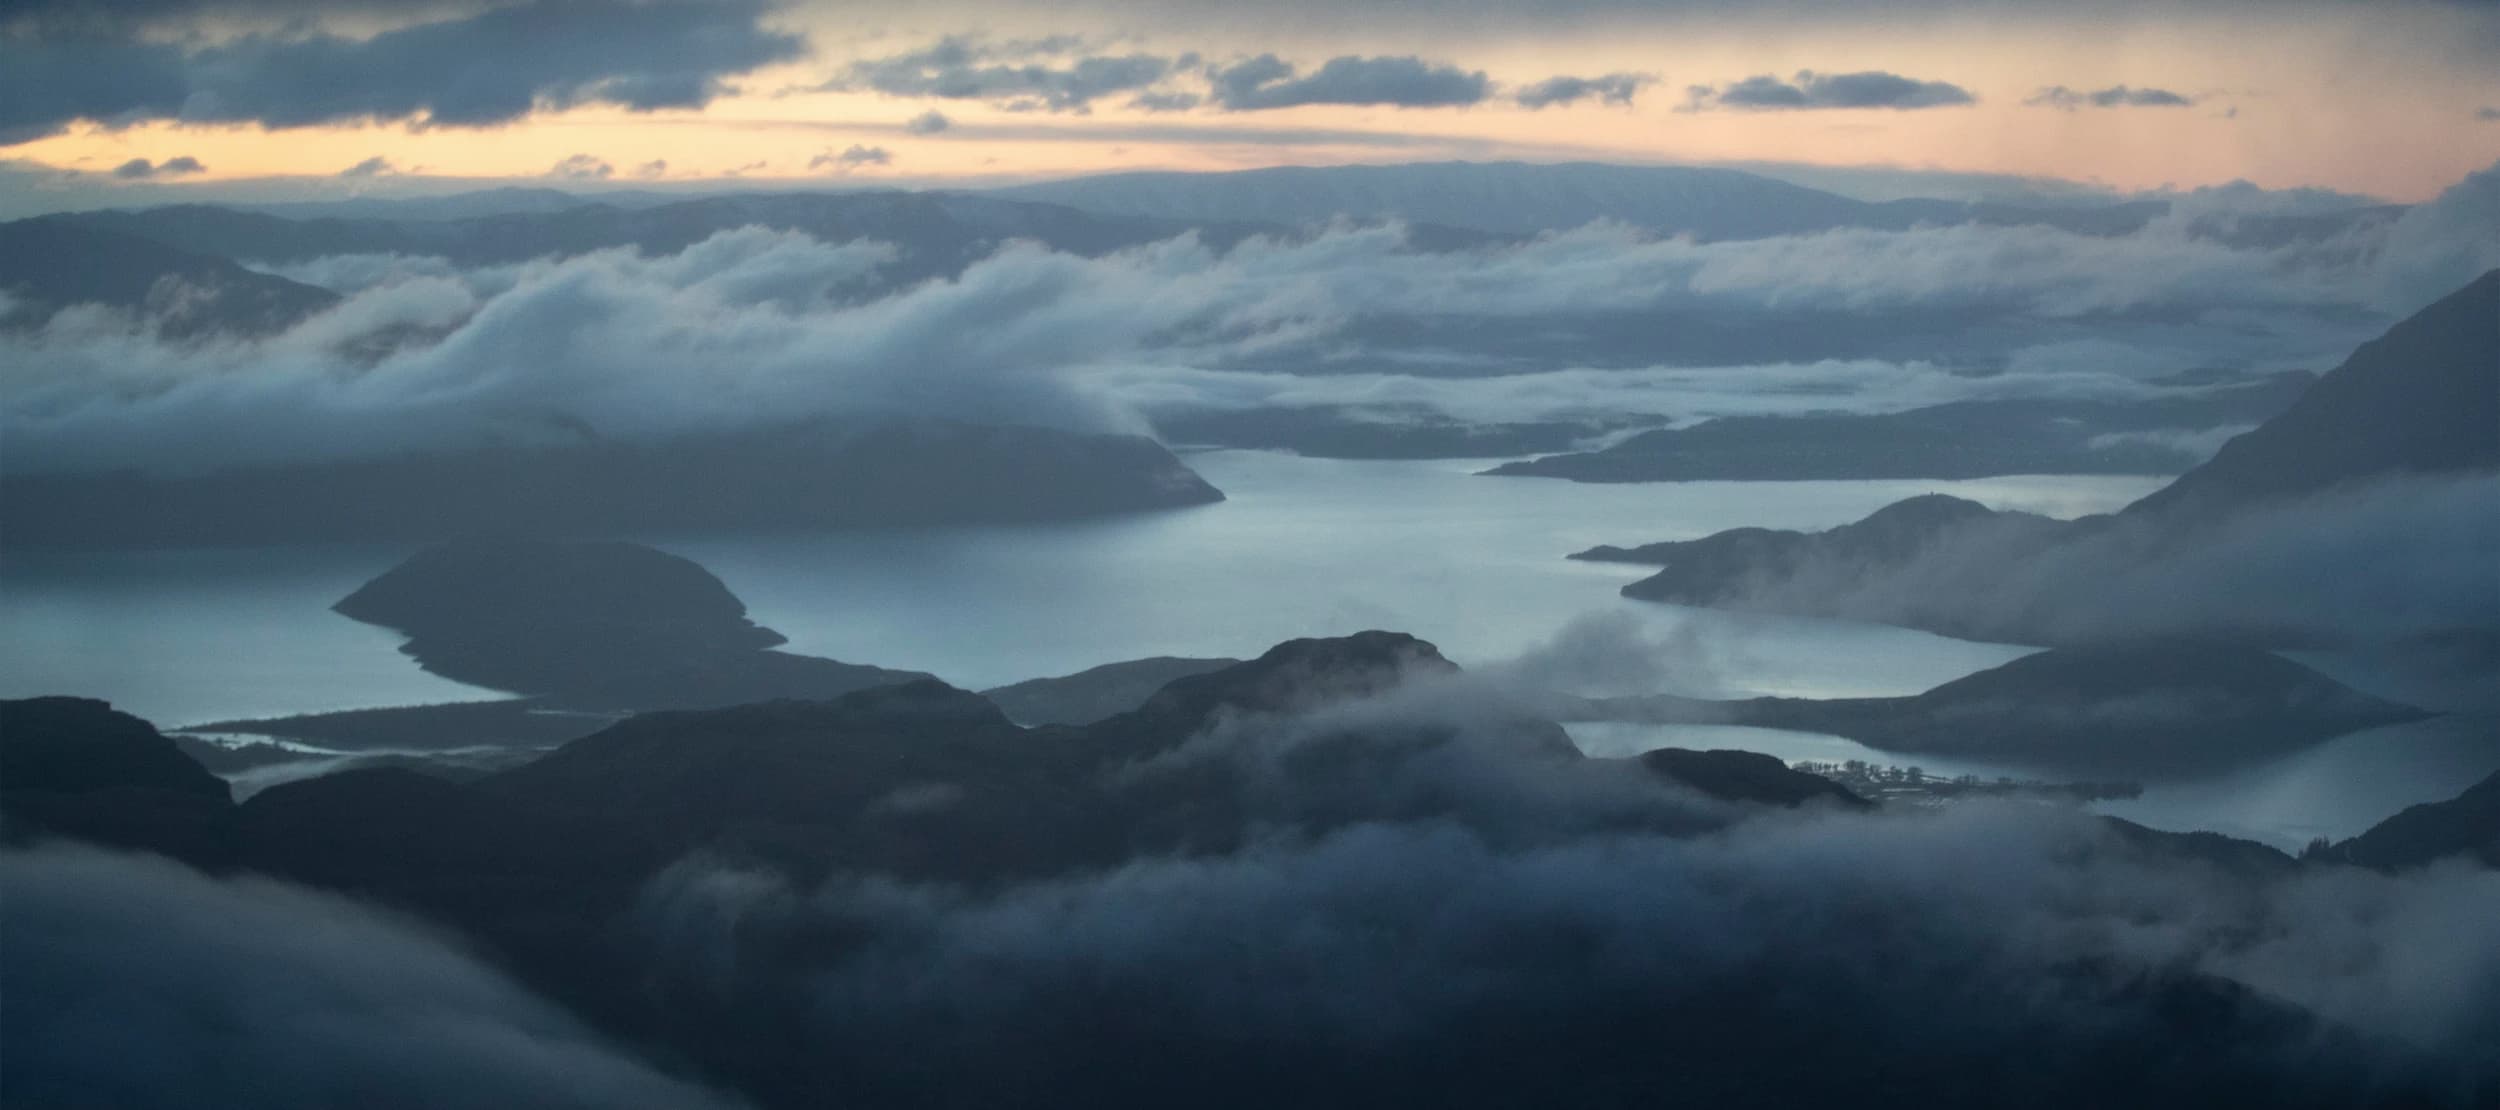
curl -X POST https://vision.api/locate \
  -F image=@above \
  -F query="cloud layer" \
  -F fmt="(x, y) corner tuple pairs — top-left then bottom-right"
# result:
(110, 155), (204, 179)
(1515, 72), (1649, 109)
(1696, 471), (2500, 647)
(0, 845), (739, 1109)
(0, 0), (801, 143)
(835, 35), (1181, 114)
(4, 158), (2491, 478)
(831, 37), (1661, 116)
(629, 782), (2500, 1104)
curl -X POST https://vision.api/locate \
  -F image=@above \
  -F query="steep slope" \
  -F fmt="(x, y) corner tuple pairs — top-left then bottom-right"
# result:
(1592, 495), (2068, 601)
(1582, 271), (2499, 642)
(2127, 269), (2500, 518)
(0, 697), (233, 863)
(0, 697), (230, 801)
(2310, 769), (2500, 870)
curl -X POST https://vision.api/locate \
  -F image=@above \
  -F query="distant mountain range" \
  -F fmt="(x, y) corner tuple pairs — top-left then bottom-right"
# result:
(0, 219), (338, 337)
(1489, 373), (2311, 482)
(1556, 639), (2429, 774)
(992, 160), (2392, 241)
(0, 418), (1226, 549)
(19, 190), (1258, 276)
(3, 161), (2402, 330)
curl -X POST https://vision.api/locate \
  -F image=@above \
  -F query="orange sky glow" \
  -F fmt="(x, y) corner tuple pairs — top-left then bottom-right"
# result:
(7, 1), (2497, 204)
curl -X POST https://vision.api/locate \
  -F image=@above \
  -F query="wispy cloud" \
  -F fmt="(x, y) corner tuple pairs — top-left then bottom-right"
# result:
(1516, 73), (1651, 109)
(110, 155), (205, 180)
(548, 153), (614, 180)
(2027, 85), (2196, 110)
(809, 144), (892, 171)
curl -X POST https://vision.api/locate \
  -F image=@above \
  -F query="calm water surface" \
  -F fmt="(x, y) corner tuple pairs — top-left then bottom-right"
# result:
(0, 453), (2147, 720)
(11, 452), (2483, 846)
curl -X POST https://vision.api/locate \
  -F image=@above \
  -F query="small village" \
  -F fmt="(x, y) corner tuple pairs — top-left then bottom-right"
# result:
(1791, 760), (2143, 807)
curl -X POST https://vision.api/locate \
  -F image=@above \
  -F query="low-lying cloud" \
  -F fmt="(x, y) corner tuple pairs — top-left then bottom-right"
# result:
(5, 158), (2493, 477)
(630, 792), (2500, 1104)
(0, 844), (741, 1109)
(1718, 471), (2500, 646)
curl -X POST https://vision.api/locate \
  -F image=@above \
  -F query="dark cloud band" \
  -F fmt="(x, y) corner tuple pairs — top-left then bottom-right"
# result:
(1515, 72), (1650, 109)
(0, 0), (802, 145)
(1209, 54), (1492, 110)
(1687, 70), (1976, 111)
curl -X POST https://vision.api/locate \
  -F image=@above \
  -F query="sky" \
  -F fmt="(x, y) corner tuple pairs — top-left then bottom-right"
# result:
(4, 0), (2499, 209)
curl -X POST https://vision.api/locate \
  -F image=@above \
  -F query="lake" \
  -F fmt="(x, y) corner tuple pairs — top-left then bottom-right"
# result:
(7, 451), (2486, 848)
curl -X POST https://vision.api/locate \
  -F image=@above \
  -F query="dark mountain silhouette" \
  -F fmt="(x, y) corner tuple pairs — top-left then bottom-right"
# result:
(0, 697), (229, 802)
(0, 697), (231, 863)
(1563, 640), (2428, 774)
(0, 418), (1225, 549)
(332, 537), (926, 711)
(980, 656), (1241, 725)
(0, 219), (338, 337)
(2, 626), (2472, 1110)
(338, 540), (782, 686)
(992, 160), (2200, 240)
(2101, 817), (2299, 876)
(2308, 769), (2500, 871)
(1092, 630), (1460, 739)
(1586, 272), (2499, 638)
(2127, 269), (2500, 519)
(1635, 748), (1871, 808)
(1586, 493), (2069, 586)
(1489, 375), (2309, 482)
